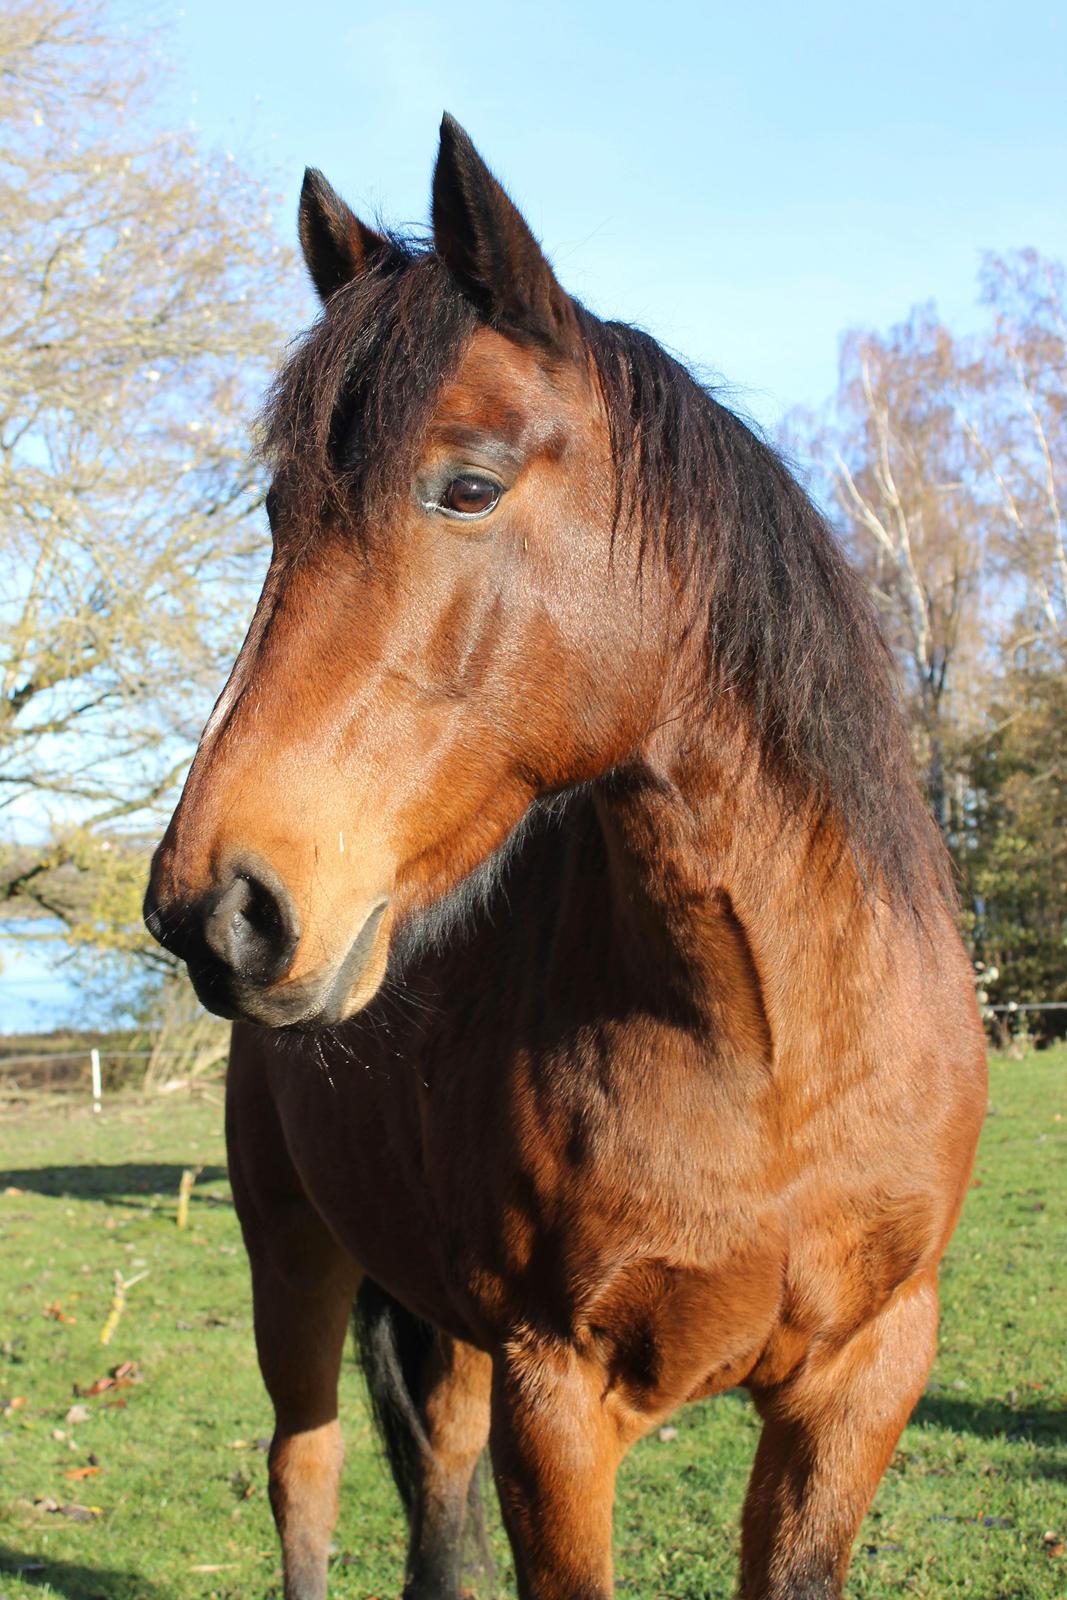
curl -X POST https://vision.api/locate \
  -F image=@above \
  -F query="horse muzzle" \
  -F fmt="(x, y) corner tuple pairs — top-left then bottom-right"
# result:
(144, 852), (391, 1030)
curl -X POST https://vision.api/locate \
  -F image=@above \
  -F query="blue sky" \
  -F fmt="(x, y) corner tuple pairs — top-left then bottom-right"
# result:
(157, 0), (1067, 432)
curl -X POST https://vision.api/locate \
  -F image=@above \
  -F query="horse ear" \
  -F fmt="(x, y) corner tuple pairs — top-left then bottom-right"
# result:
(431, 114), (576, 349)
(299, 168), (388, 303)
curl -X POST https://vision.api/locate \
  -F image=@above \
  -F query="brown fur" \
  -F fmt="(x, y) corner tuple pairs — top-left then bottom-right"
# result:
(147, 118), (986, 1598)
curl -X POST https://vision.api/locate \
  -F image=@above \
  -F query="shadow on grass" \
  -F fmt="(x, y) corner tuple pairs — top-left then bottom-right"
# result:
(915, 1392), (1067, 1457)
(0, 1544), (168, 1599)
(0, 1163), (229, 1206)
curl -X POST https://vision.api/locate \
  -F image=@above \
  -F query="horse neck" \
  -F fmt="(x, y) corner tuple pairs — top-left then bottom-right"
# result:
(592, 701), (891, 1059)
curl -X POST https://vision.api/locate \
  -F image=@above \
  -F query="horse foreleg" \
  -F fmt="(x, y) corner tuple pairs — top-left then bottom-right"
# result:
(404, 1327), (493, 1598)
(741, 1272), (939, 1599)
(490, 1332), (623, 1600)
(355, 1281), (492, 1600)
(248, 1218), (360, 1600)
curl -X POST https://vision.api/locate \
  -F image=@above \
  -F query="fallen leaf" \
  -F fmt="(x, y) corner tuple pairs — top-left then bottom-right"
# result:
(59, 1503), (100, 1521)
(33, 1495), (101, 1520)
(64, 1465), (101, 1479)
(79, 1360), (141, 1398)
(657, 1425), (678, 1442)
(65, 1404), (90, 1424)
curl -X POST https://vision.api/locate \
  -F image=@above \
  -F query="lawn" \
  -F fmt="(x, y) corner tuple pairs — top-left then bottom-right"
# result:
(0, 1050), (1063, 1599)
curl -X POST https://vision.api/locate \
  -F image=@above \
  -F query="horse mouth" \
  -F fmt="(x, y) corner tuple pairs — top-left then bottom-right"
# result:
(188, 898), (392, 1032)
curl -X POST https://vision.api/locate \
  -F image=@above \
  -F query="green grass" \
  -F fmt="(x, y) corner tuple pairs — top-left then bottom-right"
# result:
(0, 1051), (1063, 1599)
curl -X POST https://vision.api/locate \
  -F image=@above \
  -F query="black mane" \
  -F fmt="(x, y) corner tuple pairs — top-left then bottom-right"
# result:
(260, 240), (949, 911)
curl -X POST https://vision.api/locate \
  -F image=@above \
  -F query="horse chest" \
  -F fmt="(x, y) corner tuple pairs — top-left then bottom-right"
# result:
(412, 1033), (784, 1362)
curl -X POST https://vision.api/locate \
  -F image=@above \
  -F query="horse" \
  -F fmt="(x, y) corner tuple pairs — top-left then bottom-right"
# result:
(144, 115), (987, 1600)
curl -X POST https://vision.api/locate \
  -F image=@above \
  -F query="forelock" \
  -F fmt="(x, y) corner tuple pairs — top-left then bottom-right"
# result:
(258, 242), (477, 539)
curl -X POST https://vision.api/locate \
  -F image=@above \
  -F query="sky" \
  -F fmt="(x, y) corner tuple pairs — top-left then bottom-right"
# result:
(6, 0), (1067, 1031)
(151, 0), (1067, 434)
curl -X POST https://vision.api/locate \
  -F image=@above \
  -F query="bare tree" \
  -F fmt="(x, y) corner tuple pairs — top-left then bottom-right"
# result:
(798, 309), (989, 829)
(969, 251), (1066, 649)
(791, 255), (1066, 1006)
(0, 1), (294, 944)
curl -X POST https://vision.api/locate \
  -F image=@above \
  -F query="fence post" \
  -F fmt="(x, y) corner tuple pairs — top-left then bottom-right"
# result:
(90, 1048), (102, 1114)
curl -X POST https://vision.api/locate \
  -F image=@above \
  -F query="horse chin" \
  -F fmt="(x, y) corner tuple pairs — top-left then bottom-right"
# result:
(189, 899), (394, 1033)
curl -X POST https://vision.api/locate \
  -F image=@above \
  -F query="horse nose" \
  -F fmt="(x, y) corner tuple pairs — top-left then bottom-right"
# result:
(202, 861), (300, 986)
(144, 856), (300, 989)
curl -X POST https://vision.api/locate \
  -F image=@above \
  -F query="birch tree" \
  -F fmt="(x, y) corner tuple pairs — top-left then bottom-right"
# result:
(793, 255), (1066, 1007)
(812, 309), (988, 829)
(971, 251), (1067, 650)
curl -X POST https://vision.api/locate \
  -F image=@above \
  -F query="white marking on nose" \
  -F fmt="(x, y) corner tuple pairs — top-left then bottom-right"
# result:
(339, 831), (345, 854)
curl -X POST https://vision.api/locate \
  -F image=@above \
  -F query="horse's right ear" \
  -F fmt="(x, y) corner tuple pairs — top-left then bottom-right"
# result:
(298, 169), (388, 303)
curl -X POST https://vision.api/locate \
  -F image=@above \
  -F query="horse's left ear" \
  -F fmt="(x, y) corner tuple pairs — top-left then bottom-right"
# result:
(299, 168), (389, 303)
(432, 114), (577, 349)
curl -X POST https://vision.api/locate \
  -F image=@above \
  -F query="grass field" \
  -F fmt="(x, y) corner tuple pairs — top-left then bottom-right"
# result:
(0, 1050), (1063, 1599)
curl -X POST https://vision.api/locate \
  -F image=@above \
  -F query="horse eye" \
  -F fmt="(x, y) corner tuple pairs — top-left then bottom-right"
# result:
(438, 475), (501, 517)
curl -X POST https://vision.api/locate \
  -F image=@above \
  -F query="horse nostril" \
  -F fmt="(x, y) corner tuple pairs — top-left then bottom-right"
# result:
(143, 883), (165, 944)
(143, 881), (195, 960)
(203, 862), (300, 986)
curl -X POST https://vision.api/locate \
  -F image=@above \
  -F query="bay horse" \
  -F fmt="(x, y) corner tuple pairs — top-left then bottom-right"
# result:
(145, 116), (987, 1599)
